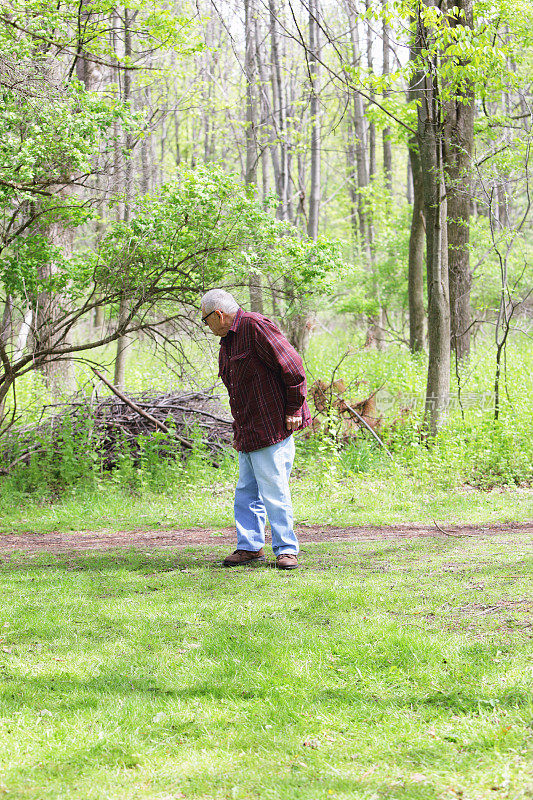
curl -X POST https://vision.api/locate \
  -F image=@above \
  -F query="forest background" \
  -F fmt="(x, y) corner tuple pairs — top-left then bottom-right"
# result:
(0, 0), (532, 527)
(0, 4), (533, 798)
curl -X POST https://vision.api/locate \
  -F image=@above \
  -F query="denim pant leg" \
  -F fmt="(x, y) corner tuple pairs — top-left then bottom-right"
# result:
(234, 450), (267, 552)
(249, 436), (299, 556)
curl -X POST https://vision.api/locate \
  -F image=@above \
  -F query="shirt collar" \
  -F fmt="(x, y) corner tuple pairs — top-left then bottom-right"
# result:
(227, 307), (243, 335)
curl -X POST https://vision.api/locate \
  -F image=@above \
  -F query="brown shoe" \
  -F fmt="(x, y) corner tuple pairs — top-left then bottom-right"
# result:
(275, 554), (298, 570)
(223, 548), (266, 567)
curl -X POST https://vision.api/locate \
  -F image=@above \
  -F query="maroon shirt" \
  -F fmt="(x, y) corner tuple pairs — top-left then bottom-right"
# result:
(219, 308), (311, 452)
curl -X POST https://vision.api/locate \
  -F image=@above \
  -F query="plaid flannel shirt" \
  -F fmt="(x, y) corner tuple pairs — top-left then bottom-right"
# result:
(218, 309), (311, 452)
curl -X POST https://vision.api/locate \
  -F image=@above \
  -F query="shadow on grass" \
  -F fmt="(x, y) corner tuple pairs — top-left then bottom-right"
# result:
(4, 745), (445, 800)
(0, 549), (227, 574)
(1, 664), (526, 799)
(0, 536), (470, 575)
(2, 658), (530, 714)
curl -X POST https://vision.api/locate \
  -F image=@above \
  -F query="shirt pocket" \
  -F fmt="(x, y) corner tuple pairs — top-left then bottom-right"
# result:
(229, 350), (253, 383)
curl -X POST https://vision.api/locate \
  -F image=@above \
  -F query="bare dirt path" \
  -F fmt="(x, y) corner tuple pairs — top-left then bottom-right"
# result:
(0, 521), (531, 556)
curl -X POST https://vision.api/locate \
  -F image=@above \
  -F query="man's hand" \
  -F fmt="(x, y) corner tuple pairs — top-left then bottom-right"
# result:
(285, 414), (301, 432)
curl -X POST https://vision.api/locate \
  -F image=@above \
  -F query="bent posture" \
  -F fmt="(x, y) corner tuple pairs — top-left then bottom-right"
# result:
(200, 289), (311, 569)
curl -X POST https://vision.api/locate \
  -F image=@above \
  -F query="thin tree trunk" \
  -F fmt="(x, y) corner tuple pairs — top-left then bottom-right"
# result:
(255, 16), (281, 209)
(363, 16), (380, 345)
(268, 0), (289, 221)
(285, 0), (321, 353)
(33, 55), (77, 394)
(382, 5), (393, 195)
(140, 53), (153, 194)
(344, 1), (369, 248)
(407, 41), (426, 353)
(244, 0), (263, 313)
(416, 3), (450, 435)
(1, 296), (12, 350)
(0, 296), (13, 420)
(15, 306), (33, 361)
(296, 150), (306, 226)
(365, 0), (376, 179)
(174, 112), (181, 166)
(406, 157), (414, 204)
(160, 117), (167, 182)
(307, 0), (321, 241)
(443, 0), (474, 360)
(114, 6), (133, 390)
(344, 0), (382, 348)
(408, 142), (426, 353)
(345, 121), (360, 257)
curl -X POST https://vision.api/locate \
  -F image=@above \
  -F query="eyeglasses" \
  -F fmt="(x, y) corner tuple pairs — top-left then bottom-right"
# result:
(201, 310), (216, 324)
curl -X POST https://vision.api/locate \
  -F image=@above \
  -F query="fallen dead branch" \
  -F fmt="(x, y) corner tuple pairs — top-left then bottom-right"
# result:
(433, 520), (482, 539)
(92, 369), (194, 449)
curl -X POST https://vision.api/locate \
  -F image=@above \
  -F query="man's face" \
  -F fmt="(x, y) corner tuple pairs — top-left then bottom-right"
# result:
(201, 307), (232, 337)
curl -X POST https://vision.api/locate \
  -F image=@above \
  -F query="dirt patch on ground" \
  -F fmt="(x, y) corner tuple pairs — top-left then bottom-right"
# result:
(0, 521), (531, 556)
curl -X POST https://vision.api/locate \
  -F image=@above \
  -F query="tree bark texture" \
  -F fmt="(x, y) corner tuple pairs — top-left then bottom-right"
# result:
(443, 0), (474, 360)
(416, 4), (450, 435)
(114, 7), (133, 389)
(307, 0), (321, 241)
(1, 297), (12, 350)
(34, 217), (75, 394)
(244, 0), (263, 313)
(268, 0), (290, 221)
(344, 1), (369, 251)
(407, 140), (426, 353)
(382, 6), (393, 195)
(31, 54), (77, 394)
(407, 44), (426, 353)
(365, 0), (376, 179)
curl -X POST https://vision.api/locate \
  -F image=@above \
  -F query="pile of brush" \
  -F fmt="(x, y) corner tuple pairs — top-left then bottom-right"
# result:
(0, 386), (233, 474)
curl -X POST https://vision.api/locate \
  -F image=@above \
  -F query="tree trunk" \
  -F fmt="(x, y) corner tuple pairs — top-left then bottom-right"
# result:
(140, 53), (154, 195)
(244, 0), (263, 313)
(1, 296), (12, 350)
(416, 4), (450, 435)
(284, 0), (321, 353)
(406, 157), (414, 204)
(345, 121), (360, 258)
(344, 1), (369, 249)
(254, 15), (281, 209)
(114, 6), (133, 390)
(407, 43), (426, 353)
(408, 140), (426, 352)
(0, 296), (13, 421)
(382, 5), (393, 195)
(268, 0), (290, 221)
(365, 0), (376, 179)
(33, 217), (75, 394)
(307, 0), (321, 241)
(443, 0), (474, 360)
(344, 0), (382, 347)
(33, 52), (76, 395)
(174, 111), (181, 166)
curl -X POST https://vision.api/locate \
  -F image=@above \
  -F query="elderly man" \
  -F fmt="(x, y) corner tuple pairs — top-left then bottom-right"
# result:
(200, 289), (311, 570)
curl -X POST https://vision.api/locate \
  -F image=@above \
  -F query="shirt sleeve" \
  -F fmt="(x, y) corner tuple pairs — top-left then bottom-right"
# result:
(250, 316), (307, 416)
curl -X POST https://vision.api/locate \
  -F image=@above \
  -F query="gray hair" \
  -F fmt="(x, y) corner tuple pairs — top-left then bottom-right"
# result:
(201, 289), (240, 315)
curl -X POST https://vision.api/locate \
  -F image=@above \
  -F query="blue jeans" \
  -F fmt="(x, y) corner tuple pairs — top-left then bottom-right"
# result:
(234, 435), (299, 556)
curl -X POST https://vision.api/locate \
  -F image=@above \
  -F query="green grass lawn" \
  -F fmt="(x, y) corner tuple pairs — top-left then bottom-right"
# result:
(1, 468), (532, 535)
(0, 531), (531, 799)
(1, 440), (532, 534)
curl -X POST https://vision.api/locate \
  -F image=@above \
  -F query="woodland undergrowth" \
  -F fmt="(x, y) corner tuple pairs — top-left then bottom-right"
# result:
(0, 330), (531, 532)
